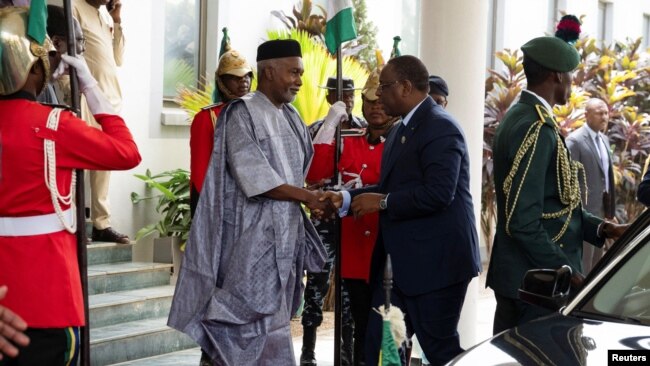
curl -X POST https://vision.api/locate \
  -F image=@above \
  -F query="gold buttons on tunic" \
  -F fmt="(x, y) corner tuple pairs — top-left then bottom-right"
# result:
(364, 230), (371, 237)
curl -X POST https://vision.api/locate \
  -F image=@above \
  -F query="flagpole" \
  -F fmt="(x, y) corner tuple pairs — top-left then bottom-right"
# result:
(333, 45), (343, 366)
(62, 0), (90, 365)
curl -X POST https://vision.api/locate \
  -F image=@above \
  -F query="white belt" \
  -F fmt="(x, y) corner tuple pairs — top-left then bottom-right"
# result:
(0, 209), (73, 236)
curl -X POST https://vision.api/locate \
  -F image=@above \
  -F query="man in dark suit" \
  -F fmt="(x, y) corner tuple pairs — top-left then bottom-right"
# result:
(487, 36), (627, 335)
(322, 55), (481, 366)
(637, 170), (650, 205)
(566, 98), (616, 274)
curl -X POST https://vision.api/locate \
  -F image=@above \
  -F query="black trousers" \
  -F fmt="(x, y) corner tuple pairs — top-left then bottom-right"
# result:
(345, 278), (372, 366)
(0, 327), (79, 366)
(364, 279), (470, 366)
(492, 293), (552, 335)
(302, 219), (352, 328)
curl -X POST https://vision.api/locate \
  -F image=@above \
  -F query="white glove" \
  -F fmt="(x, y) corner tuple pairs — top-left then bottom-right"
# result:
(54, 54), (98, 92)
(313, 101), (348, 144)
(56, 54), (115, 115)
(323, 101), (348, 129)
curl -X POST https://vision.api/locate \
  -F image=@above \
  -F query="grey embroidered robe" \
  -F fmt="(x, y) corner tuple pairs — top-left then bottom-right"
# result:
(168, 91), (327, 365)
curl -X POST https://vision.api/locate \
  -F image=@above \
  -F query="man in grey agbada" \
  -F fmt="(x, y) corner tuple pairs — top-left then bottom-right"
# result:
(167, 39), (328, 366)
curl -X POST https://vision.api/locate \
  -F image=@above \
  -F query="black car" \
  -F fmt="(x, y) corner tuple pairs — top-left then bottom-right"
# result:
(449, 210), (650, 365)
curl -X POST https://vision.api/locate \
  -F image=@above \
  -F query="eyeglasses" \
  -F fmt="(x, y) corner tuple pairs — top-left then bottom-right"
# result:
(378, 80), (403, 91)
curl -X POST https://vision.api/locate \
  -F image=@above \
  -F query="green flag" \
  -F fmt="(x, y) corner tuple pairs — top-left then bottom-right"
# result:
(390, 36), (401, 59)
(27, 0), (48, 45)
(213, 27), (231, 103)
(218, 27), (230, 58)
(324, 0), (357, 55)
(379, 319), (401, 366)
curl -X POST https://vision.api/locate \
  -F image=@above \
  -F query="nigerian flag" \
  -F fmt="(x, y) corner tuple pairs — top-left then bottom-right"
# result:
(379, 317), (401, 366)
(27, 0), (48, 45)
(324, 0), (357, 54)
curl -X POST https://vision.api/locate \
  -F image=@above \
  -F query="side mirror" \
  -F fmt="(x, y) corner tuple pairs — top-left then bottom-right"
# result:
(518, 265), (572, 311)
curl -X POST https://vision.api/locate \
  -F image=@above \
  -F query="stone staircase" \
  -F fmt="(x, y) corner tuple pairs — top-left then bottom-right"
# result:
(87, 242), (201, 365)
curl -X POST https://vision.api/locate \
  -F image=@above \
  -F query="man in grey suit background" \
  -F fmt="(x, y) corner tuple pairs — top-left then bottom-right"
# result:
(566, 98), (616, 274)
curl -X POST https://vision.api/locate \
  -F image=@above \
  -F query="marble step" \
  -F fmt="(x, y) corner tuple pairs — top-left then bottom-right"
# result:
(88, 262), (172, 295)
(109, 347), (201, 366)
(88, 242), (133, 265)
(90, 317), (197, 366)
(89, 285), (175, 328)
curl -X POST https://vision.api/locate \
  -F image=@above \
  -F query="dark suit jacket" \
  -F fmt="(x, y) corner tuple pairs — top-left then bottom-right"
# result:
(637, 169), (650, 206)
(350, 97), (481, 296)
(487, 91), (604, 299)
(566, 125), (615, 218)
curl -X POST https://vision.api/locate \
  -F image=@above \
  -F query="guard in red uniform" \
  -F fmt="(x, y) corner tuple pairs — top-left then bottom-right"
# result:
(189, 49), (252, 217)
(306, 68), (397, 366)
(0, 7), (141, 365)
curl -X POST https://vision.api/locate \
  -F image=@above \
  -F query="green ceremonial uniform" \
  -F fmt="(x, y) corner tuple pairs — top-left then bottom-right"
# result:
(487, 91), (605, 299)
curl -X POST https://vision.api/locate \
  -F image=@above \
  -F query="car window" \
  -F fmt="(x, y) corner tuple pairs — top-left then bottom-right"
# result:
(581, 239), (650, 324)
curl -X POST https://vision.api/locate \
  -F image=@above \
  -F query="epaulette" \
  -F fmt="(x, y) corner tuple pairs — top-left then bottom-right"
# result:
(39, 102), (75, 112)
(341, 128), (366, 137)
(535, 104), (557, 128)
(201, 102), (224, 111)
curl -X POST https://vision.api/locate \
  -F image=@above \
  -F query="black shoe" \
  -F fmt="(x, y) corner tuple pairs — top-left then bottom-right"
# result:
(92, 227), (130, 244)
(300, 326), (318, 366)
(199, 350), (213, 366)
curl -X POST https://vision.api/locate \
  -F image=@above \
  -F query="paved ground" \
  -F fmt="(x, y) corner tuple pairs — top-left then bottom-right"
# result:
(292, 270), (497, 365)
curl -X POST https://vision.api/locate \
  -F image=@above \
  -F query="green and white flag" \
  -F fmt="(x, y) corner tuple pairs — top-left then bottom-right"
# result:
(376, 305), (406, 366)
(379, 318), (401, 366)
(324, 0), (357, 55)
(27, 0), (48, 45)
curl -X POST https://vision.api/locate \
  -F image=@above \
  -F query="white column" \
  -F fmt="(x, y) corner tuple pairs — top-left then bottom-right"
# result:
(419, 0), (489, 349)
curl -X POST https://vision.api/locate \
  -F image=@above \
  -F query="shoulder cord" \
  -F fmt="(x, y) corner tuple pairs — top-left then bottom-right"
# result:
(503, 106), (585, 242)
(43, 108), (77, 233)
(209, 108), (218, 129)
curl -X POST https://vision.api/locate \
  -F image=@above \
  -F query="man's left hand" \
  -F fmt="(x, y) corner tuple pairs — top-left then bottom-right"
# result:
(351, 193), (384, 218)
(603, 222), (629, 241)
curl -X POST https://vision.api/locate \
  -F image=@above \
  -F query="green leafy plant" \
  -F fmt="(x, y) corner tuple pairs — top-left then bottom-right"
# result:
(130, 169), (191, 249)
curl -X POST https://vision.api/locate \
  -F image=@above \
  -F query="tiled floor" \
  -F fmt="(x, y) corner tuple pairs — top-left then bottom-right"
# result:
(297, 270), (496, 365)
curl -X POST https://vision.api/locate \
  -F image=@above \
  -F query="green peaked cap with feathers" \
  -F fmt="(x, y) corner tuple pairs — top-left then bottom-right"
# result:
(521, 14), (582, 73)
(521, 36), (580, 72)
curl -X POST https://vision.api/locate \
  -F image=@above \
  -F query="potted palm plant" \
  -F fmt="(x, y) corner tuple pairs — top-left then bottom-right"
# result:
(131, 168), (190, 281)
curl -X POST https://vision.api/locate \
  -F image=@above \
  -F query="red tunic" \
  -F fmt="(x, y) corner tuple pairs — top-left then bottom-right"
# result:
(0, 98), (141, 328)
(307, 132), (385, 281)
(189, 103), (226, 195)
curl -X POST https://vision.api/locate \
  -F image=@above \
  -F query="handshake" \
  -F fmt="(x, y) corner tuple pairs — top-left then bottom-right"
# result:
(305, 190), (386, 220)
(305, 190), (343, 220)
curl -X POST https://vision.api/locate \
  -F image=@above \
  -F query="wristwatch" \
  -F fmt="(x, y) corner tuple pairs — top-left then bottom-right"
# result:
(379, 195), (388, 210)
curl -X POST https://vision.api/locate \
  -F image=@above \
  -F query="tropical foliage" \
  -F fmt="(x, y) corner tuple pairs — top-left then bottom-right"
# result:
(482, 37), (650, 252)
(271, 0), (326, 38)
(131, 169), (191, 249)
(271, 0), (379, 69)
(351, 0), (379, 70)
